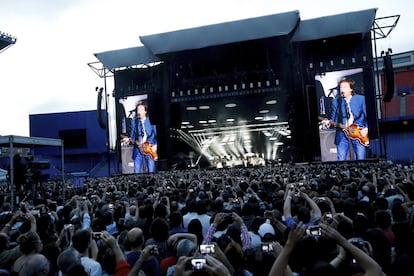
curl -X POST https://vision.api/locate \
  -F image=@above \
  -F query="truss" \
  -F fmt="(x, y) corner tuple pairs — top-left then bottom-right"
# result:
(371, 15), (400, 40)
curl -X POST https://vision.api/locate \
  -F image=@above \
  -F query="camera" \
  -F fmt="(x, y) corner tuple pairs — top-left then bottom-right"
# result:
(200, 244), (215, 254)
(191, 258), (206, 270)
(92, 232), (102, 239)
(261, 243), (273, 253)
(306, 226), (321, 236)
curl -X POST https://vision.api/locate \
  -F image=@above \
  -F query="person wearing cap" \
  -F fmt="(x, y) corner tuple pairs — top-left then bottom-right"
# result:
(160, 233), (197, 274)
(258, 220), (276, 242)
(165, 238), (198, 276)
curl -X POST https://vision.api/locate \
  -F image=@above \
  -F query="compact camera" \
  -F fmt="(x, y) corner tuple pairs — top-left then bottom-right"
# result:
(191, 258), (206, 270)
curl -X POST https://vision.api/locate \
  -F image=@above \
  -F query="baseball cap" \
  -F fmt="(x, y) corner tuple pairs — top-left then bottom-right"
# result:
(258, 221), (275, 238)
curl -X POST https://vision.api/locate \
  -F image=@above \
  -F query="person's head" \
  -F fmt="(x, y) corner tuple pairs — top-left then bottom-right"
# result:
(375, 210), (392, 230)
(295, 206), (311, 224)
(127, 227), (144, 250)
(149, 218), (170, 242)
(137, 103), (148, 119)
(154, 203), (169, 219)
(21, 253), (50, 276)
(391, 200), (407, 222)
(258, 222), (276, 242)
(175, 238), (197, 258)
(57, 248), (81, 276)
(71, 229), (91, 254)
(188, 219), (203, 244)
(375, 197), (389, 210)
(17, 231), (42, 255)
(339, 77), (355, 98)
(169, 211), (184, 228)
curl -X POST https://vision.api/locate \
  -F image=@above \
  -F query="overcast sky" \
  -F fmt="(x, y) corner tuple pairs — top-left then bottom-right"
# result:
(0, 0), (411, 137)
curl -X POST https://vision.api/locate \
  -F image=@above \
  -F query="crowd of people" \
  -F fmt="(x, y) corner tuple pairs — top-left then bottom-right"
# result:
(0, 159), (413, 275)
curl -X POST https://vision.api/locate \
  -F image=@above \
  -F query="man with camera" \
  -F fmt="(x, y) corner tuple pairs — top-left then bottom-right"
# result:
(71, 229), (102, 276)
(283, 183), (322, 229)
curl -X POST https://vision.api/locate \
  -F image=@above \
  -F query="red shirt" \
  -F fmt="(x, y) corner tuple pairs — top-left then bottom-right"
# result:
(160, 255), (177, 274)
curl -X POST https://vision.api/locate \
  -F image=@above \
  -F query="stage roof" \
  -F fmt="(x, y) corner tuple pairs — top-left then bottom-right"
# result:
(139, 10), (300, 55)
(291, 8), (377, 42)
(94, 8), (377, 70)
(94, 46), (160, 71)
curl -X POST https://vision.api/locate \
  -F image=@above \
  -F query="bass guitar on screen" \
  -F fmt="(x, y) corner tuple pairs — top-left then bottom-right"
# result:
(318, 116), (369, 147)
(120, 134), (158, 160)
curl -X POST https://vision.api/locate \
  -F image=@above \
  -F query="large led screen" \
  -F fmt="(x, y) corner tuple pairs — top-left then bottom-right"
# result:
(315, 68), (370, 162)
(117, 94), (158, 174)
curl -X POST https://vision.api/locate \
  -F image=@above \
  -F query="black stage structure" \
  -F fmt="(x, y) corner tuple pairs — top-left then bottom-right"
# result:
(92, 8), (398, 171)
(0, 30), (16, 53)
(0, 135), (65, 209)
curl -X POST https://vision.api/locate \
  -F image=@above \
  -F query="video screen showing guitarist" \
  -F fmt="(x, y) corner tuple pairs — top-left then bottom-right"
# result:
(122, 102), (158, 173)
(321, 77), (369, 161)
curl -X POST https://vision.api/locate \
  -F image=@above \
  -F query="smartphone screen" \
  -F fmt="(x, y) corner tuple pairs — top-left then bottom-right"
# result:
(200, 244), (215, 254)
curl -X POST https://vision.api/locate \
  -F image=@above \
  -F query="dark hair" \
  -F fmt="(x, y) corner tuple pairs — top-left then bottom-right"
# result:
(187, 219), (203, 245)
(154, 203), (169, 219)
(137, 102), (148, 112)
(169, 211), (183, 228)
(375, 210), (392, 229)
(296, 206), (311, 224)
(339, 77), (355, 91)
(71, 229), (90, 253)
(150, 218), (169, 242)
(17, 231), (41, 255)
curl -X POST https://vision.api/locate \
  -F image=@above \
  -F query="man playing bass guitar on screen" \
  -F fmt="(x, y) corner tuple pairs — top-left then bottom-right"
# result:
(321, 77), (369, 161)
(122, 102), (158, 173)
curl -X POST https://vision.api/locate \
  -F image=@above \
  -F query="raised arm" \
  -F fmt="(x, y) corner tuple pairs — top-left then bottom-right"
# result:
(268, 222), (306, 276)
(320, 223), (383, 276)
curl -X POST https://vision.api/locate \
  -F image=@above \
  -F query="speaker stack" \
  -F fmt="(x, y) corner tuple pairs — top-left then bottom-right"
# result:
(382, 52), (395, 102)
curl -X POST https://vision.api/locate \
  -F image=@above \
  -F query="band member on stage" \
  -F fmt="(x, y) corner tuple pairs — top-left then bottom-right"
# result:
(323, 77), (368, 161)
(123, 102), (157, 173)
